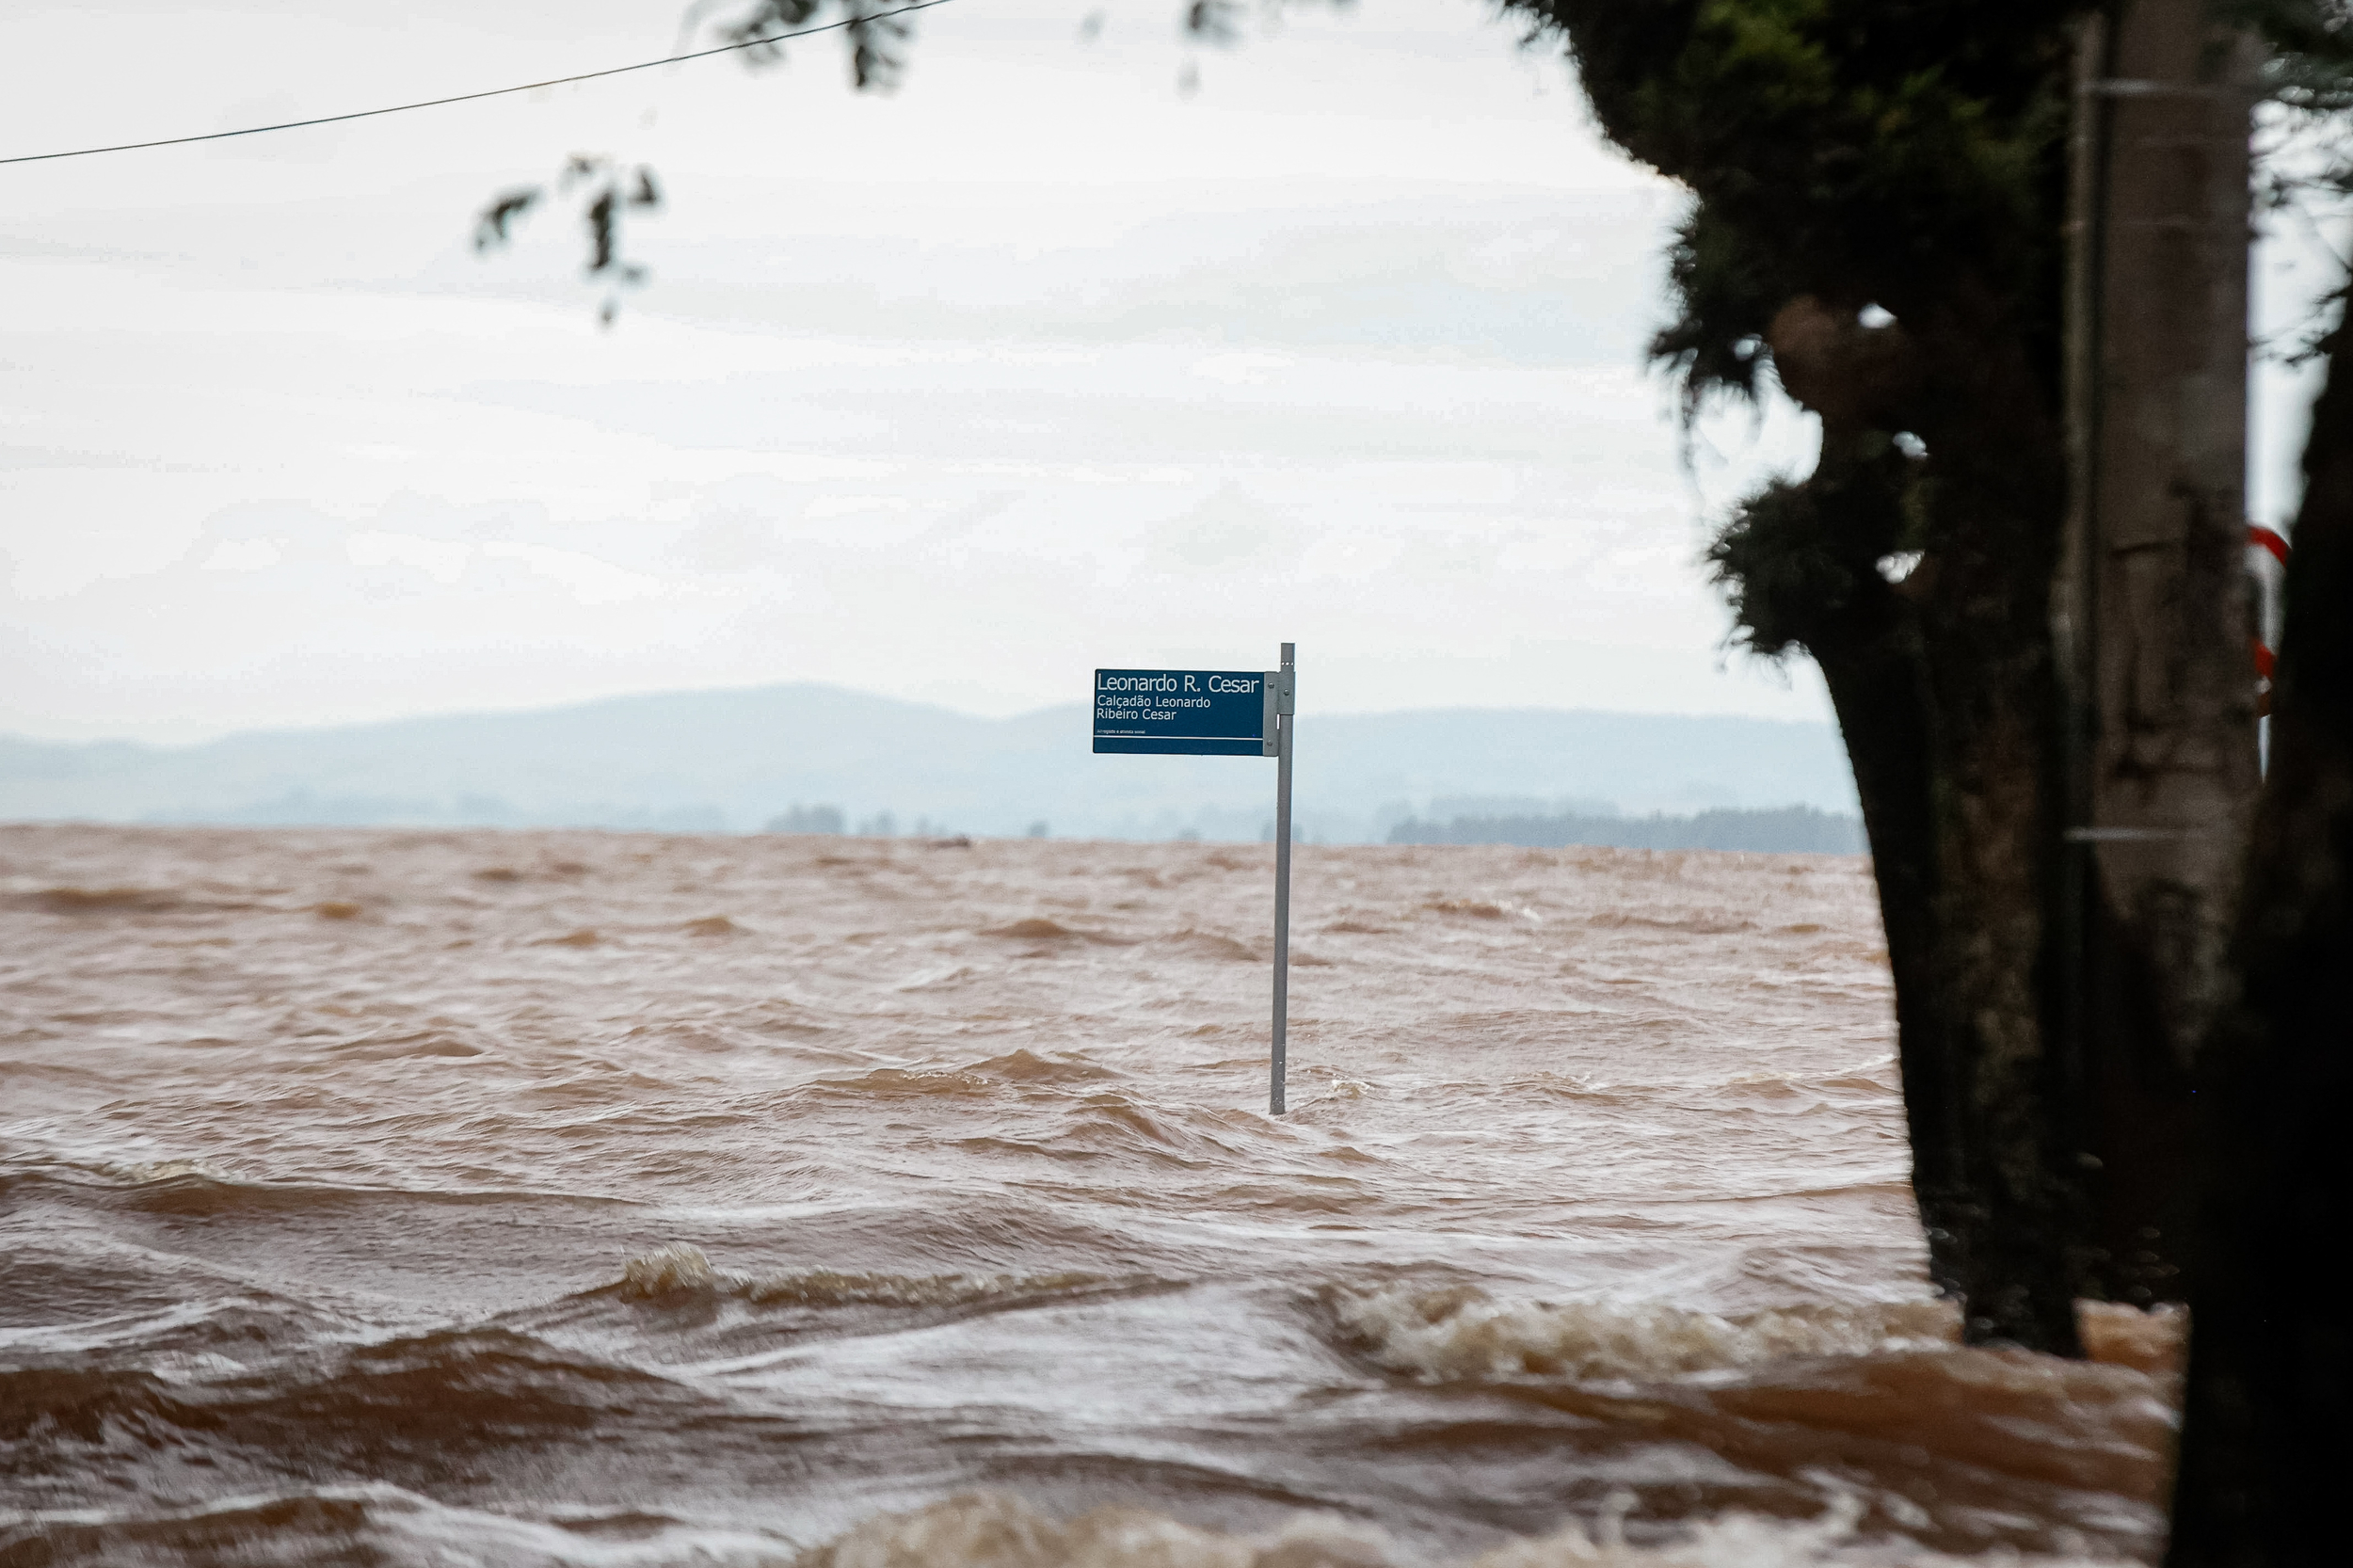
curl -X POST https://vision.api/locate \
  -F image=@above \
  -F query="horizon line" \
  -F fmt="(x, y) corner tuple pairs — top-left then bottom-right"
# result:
(2, 678), (1841, 752)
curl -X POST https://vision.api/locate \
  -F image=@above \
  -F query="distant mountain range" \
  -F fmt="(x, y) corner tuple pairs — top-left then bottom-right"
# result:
(0, 684), (1861, 845)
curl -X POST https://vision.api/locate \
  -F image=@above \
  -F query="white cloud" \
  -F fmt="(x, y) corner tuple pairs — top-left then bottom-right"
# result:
(479, 541), (667, 605)
(346, 531), (474, 584)
(200, 537), (282, 572)
(1192, 352), (1293, 386)
(804, 496), (912, 520)
(1148, 482), (1304, 571)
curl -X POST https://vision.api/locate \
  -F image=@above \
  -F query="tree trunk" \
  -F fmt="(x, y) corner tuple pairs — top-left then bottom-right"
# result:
(2057, 0), (2262, 1308)
(1721, 296), (2086, 1350)
(2164, 328), (2353, 1568)
(1810, 536), (2048, 1341)
(1905, 294), (2084, 1351)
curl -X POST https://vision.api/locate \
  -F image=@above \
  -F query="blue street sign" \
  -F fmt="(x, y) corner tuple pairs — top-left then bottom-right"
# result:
(1093, 668), (1272, 756)
(1091, 646), (1296, 1115)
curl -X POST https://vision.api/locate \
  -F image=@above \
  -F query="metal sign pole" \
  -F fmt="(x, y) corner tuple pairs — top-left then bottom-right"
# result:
(1088, 651), (1291, 1114)
(1270, 642), (1295, 1115)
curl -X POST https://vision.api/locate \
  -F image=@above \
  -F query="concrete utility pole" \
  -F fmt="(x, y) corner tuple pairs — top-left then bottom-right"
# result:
(2059, 1), (2262, 1302)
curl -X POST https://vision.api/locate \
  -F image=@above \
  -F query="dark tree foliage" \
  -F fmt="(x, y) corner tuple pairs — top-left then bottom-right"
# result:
(2235, 0), (2353, 109)
(1500, 0), (2098, 1350)
(693, 0), (919, 88)
(1525, 1), (2075, 411)
(2235, 1), (2353, 348)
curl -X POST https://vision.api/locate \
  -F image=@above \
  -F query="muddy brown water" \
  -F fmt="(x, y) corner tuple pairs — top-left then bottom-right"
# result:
(0, 825), (2178, 1565)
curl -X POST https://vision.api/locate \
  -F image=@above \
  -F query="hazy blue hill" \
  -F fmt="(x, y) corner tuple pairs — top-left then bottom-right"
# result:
(0, 684), (1860, 842)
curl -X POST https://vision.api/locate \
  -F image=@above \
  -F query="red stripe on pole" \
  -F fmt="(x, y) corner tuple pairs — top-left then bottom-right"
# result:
(2249, 524), (2290, 564)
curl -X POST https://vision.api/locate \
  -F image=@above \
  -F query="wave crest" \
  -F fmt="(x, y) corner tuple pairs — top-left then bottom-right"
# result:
(0, 1485), (2141, 1568)
(621, 1243), (721, 1295)
(0, 1366), (205, 1446)
(105, 1158), (241, 1185)
(615, 1244), (1119, 1310)
(1332, 1286), (1961, 1383)
(797, 1490), (1388, 1568)
(792, 1489), (2137, 1568)
(0, 1484), (776, 1568)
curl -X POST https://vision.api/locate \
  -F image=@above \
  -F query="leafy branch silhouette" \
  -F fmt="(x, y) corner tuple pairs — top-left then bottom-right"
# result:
(474, 154), (664, 328)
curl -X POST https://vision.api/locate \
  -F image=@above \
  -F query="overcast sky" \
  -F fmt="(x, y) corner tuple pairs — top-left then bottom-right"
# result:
(0, 1), (2322, 744)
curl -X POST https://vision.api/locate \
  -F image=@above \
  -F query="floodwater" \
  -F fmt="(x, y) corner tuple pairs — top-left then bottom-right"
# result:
(0, 825), (2180, 1566)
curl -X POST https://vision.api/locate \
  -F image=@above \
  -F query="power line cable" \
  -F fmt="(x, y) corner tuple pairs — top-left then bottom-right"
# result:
(0, 0), (958, 168)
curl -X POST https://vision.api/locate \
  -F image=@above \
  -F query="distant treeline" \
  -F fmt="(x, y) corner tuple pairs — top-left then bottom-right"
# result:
(766, 804), (1037, 839)
(1386, 805), (1866, 855)
(766, 804), (849, 835)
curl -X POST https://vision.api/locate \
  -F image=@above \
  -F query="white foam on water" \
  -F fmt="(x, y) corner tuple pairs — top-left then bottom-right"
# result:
(792, 1490), (2140, 1568)
(615, 1243), (1117, 1308)
(1333, 1285), (1961, 1383)
(0, 1483), (792, 1568)
(105, 1158), (241, 1184)
(620, 1243), (722, 1296)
